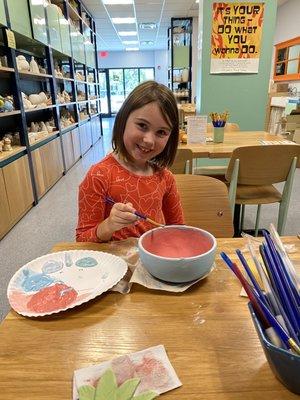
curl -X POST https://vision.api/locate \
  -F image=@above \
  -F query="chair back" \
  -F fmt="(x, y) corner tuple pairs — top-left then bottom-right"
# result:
(175, 174), (234, 237)
(170, 148), (193, 174)
(225, 145), (300, 185)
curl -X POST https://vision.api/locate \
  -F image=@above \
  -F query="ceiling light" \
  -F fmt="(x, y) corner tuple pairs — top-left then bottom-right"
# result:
(112, 17), (136, 24)
(118, 31), (137, 36)
(139, 22), (157, 30)
(122, 40), (139, 45)
(141, 40), (154, 45)
(125, 47), (139, 51)
(103, 0), (133, 3)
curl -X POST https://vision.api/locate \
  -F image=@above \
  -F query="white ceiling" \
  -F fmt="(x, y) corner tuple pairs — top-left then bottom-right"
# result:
(82, 0), (289, 52)
(82, 0), (199, 51)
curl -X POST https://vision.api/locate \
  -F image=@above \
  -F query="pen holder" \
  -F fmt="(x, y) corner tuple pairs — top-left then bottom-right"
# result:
(213, 126), (224, 143)
(248, 303), (300, 394)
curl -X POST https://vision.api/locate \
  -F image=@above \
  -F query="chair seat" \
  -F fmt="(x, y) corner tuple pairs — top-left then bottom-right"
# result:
(235, 184), (282, 205)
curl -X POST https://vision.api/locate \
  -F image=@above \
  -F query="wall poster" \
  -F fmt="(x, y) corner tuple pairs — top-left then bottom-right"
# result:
(210, 2), (265, 74)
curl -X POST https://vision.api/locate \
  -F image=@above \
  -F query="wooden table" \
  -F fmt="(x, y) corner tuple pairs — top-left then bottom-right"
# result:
(1, 237), (300, 399)
(178, 130), (287, 158)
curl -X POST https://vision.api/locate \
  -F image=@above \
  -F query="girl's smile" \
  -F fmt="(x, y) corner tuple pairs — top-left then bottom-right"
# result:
(122, 102), (171, 170)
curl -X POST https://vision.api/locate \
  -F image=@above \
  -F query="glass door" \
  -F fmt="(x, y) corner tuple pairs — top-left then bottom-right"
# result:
(124, 68), (139, 96)
(98, 69), (110, 116)
(109, 69), (125, 114)
(139, 68), (155, 82)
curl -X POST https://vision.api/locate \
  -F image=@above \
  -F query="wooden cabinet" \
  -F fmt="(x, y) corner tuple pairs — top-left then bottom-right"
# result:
(31, 138), (64, 198)
(62, 128), (81, 170)
(0, 155), (34, 238)
(79, 121), (92, 155)
(274, 37), (300, 81)
(0, 169), (11, 239)
(72, 127), (82, 161)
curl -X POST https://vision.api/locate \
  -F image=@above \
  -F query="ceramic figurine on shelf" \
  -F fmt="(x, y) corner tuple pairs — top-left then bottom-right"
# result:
(11, 132), (20, 146)
(16, 55), (30, 71)
(29, 56), (40, 74)
(45, 122), (55, 132)
(39, 121), (48, 133)
(0, 140), (3, 152)
(30, 122), (37, 132)
(3, 137), (13, 151)
(181, 68), (189, 83)
(39, 66), (47, 74)
(22, 92), (35, 110)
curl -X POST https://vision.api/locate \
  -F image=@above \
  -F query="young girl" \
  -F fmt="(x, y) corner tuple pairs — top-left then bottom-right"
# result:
(76, 80), (184, 242)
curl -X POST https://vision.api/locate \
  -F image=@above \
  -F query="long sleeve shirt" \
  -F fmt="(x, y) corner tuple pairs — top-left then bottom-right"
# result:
(76, 153), (184, 242)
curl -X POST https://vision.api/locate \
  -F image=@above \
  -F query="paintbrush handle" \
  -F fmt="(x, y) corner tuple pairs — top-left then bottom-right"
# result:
(105, 197), (164, 227)
(146, 217), (164, 228)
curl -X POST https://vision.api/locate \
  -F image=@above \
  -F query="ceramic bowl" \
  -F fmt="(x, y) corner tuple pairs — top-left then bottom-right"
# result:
(248, 303), (300, 394)
(138, 225), (217, 283)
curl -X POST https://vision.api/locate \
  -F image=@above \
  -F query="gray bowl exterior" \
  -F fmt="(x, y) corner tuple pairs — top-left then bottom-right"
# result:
(248, 303), (300, 394)
(138, 227), (216, 283)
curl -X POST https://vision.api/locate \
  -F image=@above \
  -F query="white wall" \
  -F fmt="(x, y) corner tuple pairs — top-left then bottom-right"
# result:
(98, 49), (169, 87)
(274, 0), (300, 44)
(98, 51), (155, 68)
(154, 50), (168, 86)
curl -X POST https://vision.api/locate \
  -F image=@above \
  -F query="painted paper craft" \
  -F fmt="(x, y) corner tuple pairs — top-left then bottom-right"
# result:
(73, 345), (181, 400)
(7, 250), (128, 317)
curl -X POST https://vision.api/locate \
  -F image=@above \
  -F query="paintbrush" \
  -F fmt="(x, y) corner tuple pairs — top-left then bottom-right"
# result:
(105, 196), (164, 228)
(221, 252), (300, 355)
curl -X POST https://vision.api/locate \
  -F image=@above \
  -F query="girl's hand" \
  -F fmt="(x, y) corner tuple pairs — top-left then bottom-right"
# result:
(97, 202), (138, 241)
(107, 202), (138, 232)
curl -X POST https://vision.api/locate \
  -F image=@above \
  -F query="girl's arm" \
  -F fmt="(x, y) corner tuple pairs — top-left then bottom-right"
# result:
(76, 167), (137, 242)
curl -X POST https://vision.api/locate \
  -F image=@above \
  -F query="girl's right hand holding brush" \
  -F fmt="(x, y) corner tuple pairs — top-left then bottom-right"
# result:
(97, 202), (138, 241)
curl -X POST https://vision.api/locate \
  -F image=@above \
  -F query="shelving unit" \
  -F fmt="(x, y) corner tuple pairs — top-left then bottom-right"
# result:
(0, 0), (102, 240)
(168, 17), (192, 104)
(273, 37), (300, 82)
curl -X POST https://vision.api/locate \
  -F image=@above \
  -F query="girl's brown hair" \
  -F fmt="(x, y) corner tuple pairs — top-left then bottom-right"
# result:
(112, 80), (179, 168)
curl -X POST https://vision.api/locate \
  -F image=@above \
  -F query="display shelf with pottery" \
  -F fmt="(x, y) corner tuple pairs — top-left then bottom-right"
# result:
(0, 146), (26, 163)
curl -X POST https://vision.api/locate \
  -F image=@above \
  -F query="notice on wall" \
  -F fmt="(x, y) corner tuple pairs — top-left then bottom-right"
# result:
(210, 2), (264, 74)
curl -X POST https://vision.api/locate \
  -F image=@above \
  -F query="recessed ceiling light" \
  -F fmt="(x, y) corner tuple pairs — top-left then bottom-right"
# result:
(139, 22), (157, 30)
(125, 47), (139, 51)
(141, 40), (154, 45)
(122, 40), (139, 45)
(118, 31), (137, 36)
(103, 0), (133, 4)
(112, 17), (136, 24)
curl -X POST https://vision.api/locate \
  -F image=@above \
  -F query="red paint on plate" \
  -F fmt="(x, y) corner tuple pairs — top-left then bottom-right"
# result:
(27, 283), (77, 313)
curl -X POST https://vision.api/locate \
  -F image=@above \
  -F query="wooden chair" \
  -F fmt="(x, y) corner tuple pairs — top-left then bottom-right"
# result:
(175, 174), (234, 238)
(194, 123), (240, 175)
(225, 144), (300, 236)
(170, 148), (193, 174)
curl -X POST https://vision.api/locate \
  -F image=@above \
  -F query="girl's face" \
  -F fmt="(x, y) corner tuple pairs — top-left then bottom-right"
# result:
(123, 102), (172, 168)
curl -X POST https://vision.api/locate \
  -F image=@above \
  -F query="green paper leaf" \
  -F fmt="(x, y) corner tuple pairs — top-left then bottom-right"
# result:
(95, 369), (117, 400)
(116, 378), (140, 400)
(134, 390), (158, 400)
(78, 385), (96, 400)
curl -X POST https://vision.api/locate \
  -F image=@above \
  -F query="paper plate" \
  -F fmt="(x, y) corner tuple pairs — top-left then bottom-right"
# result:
(7, 250), (128, 317)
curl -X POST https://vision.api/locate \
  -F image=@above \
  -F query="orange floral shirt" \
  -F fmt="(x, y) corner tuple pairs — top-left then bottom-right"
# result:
(76, 153), (184, 242)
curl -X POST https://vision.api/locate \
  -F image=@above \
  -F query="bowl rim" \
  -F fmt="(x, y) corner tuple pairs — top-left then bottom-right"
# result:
(138, 225), (217, 261)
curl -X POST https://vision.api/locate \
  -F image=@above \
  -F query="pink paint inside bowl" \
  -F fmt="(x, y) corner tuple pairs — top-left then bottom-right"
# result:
(141, 227), (213, 258)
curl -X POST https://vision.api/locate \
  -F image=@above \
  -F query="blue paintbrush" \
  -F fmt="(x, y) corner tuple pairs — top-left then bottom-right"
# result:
(105, 196), (164, 228)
